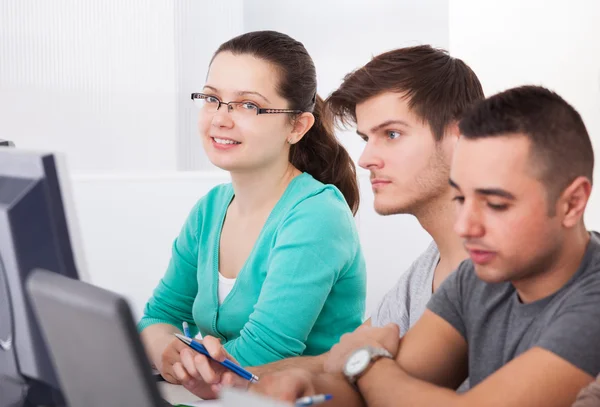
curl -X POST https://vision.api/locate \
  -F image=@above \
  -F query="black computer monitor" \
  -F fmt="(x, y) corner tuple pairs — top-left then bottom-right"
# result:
(0, 149), (88, 407)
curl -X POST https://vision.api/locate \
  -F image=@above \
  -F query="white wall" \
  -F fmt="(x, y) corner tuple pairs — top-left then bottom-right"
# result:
(449, 0), (600, 228)
(0, 0), (244, 174)
(0, 0), (178, 173)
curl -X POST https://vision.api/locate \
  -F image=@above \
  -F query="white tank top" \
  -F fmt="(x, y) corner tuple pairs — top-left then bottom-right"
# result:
(218, 272), (237, 305)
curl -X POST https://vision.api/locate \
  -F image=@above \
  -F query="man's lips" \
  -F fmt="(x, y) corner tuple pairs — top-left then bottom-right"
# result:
(466, 248), (497, 265)
(371, 178), (392, 187)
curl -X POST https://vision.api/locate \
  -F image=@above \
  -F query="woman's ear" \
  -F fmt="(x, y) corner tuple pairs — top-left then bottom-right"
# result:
(288, 112), (315, 145)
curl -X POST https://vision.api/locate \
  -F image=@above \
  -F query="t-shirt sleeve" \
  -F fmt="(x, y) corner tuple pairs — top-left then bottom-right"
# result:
(371, 271), (411, 335)
(572, 374), (600, 407)
(426, 262), (470, 340)
(536, 277), (600, 377)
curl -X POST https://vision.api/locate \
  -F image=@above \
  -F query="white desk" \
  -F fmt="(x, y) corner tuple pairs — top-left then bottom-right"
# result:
(158, 384), (291, 407)
(157, 382), (291, 407)
(158, 381), (220, 405)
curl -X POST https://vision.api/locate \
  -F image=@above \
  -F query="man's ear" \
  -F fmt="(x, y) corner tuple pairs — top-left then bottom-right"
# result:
(288, 112), (315, 145)
(558, 176), (592, 227)
(445, 122), (461, 143)
(439, 121), (461, 157)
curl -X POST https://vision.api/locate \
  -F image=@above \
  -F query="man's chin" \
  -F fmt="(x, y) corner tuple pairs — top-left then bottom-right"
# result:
(473, 264), (509, 284)
(374, 202), (411, 216)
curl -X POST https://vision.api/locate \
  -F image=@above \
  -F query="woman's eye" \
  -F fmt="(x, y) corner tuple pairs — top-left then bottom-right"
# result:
(387, 131), (401, 140)
(241, 102), (258, 110)
(205, 96), (220, 104)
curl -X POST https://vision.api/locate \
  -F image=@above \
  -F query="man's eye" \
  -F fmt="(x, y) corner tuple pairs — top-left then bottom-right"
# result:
(488, 203), (509, 211)
(387, 131), (401, 140)
(452, 196), (465, 204)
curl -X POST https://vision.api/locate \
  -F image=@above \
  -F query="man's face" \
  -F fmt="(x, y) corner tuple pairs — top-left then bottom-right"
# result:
(450, 135), (564, 283)
(356, 92), (454, 216)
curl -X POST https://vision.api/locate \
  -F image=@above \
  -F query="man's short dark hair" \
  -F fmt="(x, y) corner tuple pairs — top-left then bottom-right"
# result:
(459, 85), (594, 204)
(326, 45), (485, 140)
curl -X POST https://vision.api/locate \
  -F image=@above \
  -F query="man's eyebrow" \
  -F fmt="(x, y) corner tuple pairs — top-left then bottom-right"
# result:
(370, 120), (410, 134)
(357, 119), (411, 138)
(475, 188), (516, 200)
(449, 179), (516, 200)
(449, 178), (460, 189)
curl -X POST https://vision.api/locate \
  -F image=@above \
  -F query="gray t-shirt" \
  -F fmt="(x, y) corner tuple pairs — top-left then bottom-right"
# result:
(371, 241), (439, 334)
(428, 231), (600, 387)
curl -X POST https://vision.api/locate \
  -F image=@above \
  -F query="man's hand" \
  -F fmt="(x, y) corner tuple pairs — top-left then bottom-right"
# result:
(324, 323), (400, 374)
(249, 369), (317, 403)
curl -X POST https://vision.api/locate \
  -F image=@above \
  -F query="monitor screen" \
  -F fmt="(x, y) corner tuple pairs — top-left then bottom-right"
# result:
(0, 149), (89, 406)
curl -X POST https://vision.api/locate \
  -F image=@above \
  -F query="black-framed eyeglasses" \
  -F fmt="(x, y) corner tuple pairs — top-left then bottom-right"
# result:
(191, 93), (303, 116)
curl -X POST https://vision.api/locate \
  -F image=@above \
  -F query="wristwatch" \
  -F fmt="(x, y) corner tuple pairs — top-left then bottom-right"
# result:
(343, 346), (394, 388)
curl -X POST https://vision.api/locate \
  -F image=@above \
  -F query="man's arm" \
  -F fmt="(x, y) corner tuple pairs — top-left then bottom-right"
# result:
(249, 319), (373, 376)
(251, 313), (464, 406)
(355, 311), (593, 406)
(393, 310), (468, 389)
(263, 310), (593, 407)
(359, 346), (593, 407)
(308, 310), (468, 407)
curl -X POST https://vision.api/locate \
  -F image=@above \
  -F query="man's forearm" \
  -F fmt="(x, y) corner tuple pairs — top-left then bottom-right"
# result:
(359, 358), (462, 407)
(311, 373), (365, 407)
(249, 353), (327, 376)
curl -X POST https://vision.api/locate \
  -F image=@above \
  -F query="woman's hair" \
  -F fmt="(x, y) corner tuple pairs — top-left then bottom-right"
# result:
(212, 31), (360, 215)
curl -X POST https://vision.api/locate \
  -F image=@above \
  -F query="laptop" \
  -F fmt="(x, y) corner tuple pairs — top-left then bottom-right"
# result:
(26, 269), (187, 407)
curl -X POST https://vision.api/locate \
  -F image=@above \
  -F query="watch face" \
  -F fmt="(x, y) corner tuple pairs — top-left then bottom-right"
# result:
(345, 348), (371, 376)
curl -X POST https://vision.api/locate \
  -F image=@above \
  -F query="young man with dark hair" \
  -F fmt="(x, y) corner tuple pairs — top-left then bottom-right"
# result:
(252, 85), (600, 407)
(170, 46), (485, 398)
(326, 44), (484, 333)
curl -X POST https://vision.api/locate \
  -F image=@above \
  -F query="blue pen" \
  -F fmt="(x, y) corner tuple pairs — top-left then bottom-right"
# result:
(174, 333), (259, 383)
(295, 394), (333, 406)
(182, 321), (191, 338)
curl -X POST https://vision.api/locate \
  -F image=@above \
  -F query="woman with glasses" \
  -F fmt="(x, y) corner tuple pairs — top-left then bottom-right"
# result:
(138, 30), (366, 399)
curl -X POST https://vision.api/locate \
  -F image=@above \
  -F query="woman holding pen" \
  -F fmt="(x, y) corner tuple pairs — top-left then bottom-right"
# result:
(138, 30), (366, 400)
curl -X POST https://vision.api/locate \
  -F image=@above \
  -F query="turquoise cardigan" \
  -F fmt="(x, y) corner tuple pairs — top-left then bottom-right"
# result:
(138, 173), (366, 366)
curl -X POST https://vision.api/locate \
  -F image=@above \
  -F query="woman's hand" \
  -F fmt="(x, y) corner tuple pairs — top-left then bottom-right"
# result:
(171, 335), (250, 399)
(157, 336), (189, 384)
